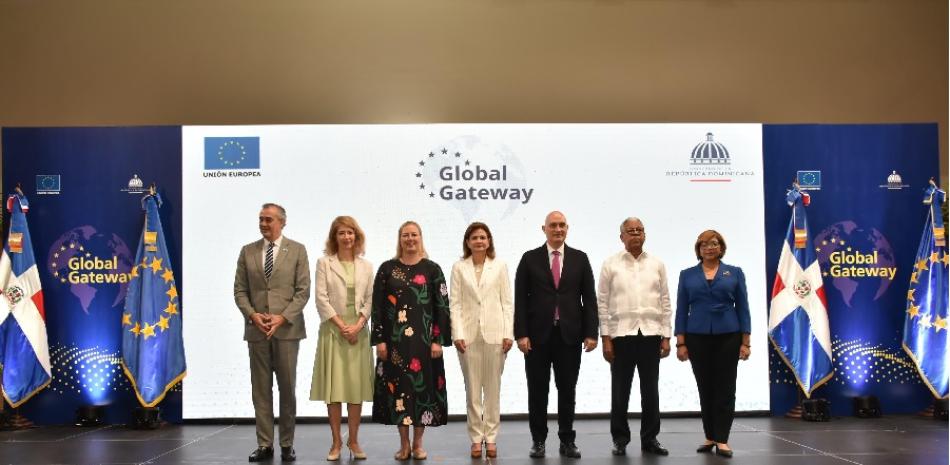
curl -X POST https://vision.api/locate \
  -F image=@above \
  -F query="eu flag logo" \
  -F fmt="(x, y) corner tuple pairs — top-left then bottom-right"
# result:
(36, 174), (61, 193)
(204, 137), (260, 170)
(797, 170), (821, 190)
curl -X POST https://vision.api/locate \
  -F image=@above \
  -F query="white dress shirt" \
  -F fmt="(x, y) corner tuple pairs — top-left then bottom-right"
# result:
(262, 235), (283, 269)
(597, 250), (672, 338)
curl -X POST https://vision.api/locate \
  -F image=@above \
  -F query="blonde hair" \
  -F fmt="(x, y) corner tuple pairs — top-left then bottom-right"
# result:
(395, 221), (428, 259)
(323, 216), (366, 256)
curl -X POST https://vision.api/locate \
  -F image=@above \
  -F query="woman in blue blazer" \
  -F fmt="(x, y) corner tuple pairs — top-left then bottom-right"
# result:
(674, 230), (751, 458)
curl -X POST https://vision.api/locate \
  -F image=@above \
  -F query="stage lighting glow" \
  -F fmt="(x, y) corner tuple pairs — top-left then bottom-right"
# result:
(48, 344), (130, 401)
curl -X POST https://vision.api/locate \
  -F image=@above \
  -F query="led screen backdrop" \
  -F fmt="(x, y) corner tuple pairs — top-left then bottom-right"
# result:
(180, 124), (770, 418)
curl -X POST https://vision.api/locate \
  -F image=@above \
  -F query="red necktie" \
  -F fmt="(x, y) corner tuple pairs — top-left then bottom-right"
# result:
(552, 250), (561, 321)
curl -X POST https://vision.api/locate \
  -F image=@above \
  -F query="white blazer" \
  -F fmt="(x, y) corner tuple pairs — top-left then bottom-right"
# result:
(314, 254), (373, 322)
(449, 257), (514, 344)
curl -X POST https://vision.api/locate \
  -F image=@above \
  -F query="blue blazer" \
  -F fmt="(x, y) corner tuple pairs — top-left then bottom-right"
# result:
(674, 262), (751, 335)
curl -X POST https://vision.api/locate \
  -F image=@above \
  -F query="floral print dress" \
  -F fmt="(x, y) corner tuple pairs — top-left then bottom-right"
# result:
(371, 258), (451, 426)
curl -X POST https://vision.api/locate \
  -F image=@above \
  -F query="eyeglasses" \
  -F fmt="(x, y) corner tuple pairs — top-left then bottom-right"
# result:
(700, 241), (721, 249)
(624, 227), (645, 234)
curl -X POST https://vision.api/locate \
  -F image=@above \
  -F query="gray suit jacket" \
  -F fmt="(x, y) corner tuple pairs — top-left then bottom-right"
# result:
(234, 237), (311, 341)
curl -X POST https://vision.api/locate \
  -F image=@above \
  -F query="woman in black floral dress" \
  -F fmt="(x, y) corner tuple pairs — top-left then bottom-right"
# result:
(371, 221), (451, 460)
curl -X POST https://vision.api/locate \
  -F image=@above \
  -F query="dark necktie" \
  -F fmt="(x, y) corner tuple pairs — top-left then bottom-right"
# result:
(265, 242), (275, 280)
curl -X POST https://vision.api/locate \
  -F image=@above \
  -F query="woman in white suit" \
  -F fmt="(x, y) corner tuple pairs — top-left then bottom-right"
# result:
(310, 216), (374, 461)
(450, 222), (514, 459)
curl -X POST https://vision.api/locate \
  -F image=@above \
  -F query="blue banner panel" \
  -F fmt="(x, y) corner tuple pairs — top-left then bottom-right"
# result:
(2, 127), (182, 424)
(764, 124), (941, 415)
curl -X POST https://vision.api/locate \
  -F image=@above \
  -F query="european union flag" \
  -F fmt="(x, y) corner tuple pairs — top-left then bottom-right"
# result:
(902, 181), (949, 399)
(204, 137), (260, 170)
(121, 190), (186, 407)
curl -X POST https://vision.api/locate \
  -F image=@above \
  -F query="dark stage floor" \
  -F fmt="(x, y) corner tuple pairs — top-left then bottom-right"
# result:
(0, 415), (946, 465)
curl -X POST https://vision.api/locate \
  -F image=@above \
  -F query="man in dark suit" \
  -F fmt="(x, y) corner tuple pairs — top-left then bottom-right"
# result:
(234, 203), (311, 462)
(515, 211), (598, 458)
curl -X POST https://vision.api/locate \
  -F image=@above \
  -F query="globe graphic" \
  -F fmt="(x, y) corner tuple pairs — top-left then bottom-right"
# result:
(420, 135), (529, 224)
(814, 221), (895, 307)
(46, 226), (134, 314)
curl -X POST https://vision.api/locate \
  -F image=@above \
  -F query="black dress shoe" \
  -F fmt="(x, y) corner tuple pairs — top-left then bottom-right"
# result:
(529, 441), (546, 458)
(280, 446), (296, 462)
(641, 439), (669, 456)
(559, 442), (581, 458)
(611, 442), (627, 456)
(248, 446), (274, 462)
(696, 443), (716, 453)
(715, 445), (733, 458)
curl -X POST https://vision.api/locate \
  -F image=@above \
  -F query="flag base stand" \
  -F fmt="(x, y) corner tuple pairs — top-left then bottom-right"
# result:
(8, 413), (35, 429)
(917, 399), (949, 420)
(1, 408), (35, 430)
(917, 399), (947, 421)
(801, 399), (831, 422)
(785, 388), (805, 418)
(784, 404), (803, 418)
(931, 399), (948, 420)
(132, 407), (162, 430)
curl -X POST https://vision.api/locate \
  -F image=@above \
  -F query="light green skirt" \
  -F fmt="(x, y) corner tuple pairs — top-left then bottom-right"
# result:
(309, 314), (374, 403)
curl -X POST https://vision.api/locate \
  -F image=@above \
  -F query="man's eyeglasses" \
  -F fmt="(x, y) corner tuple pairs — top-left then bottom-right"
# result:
(624, 228), (645, 234)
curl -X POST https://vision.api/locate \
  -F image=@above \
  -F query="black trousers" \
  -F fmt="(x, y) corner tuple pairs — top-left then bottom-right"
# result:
(686, 332), (741, 444)
(610, 334), (661, 446)
(524, 326), (581, 443)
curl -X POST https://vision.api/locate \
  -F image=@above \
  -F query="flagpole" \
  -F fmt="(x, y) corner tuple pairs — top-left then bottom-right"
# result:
(3, 190), (36, 430)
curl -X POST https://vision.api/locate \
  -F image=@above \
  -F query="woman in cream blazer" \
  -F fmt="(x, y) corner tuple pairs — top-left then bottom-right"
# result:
(449, 222), (514, 459)
(310, 216), (374, 461)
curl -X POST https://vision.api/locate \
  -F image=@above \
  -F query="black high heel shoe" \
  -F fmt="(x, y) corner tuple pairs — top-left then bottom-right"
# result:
(696, 443), (715, 453)
(714, 444), (734, 458)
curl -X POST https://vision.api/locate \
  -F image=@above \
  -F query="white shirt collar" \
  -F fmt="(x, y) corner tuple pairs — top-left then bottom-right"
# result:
(266, 235), (283, 249)
(623, 249), (648, 261)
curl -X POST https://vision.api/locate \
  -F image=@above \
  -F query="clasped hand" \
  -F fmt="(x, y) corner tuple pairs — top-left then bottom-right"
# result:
(376, 342), (443, 361)
(339, 322), (362, 345)
(250, 313), (286, 339)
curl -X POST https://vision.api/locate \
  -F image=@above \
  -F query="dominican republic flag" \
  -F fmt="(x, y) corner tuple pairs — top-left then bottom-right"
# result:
(0, 192), (51, 407)
(768, 186), (833, 398)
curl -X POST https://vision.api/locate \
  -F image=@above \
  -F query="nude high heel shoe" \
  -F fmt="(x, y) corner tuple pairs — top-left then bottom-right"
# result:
(347, 443), (367, 460)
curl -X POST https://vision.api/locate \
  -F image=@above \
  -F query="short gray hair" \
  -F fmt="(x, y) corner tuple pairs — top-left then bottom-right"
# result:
(620, 217), (643, 233)
(261, 203), (287, 223)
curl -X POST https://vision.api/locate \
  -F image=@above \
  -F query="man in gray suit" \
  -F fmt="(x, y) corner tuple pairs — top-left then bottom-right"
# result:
(234, 203), (311, 462)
